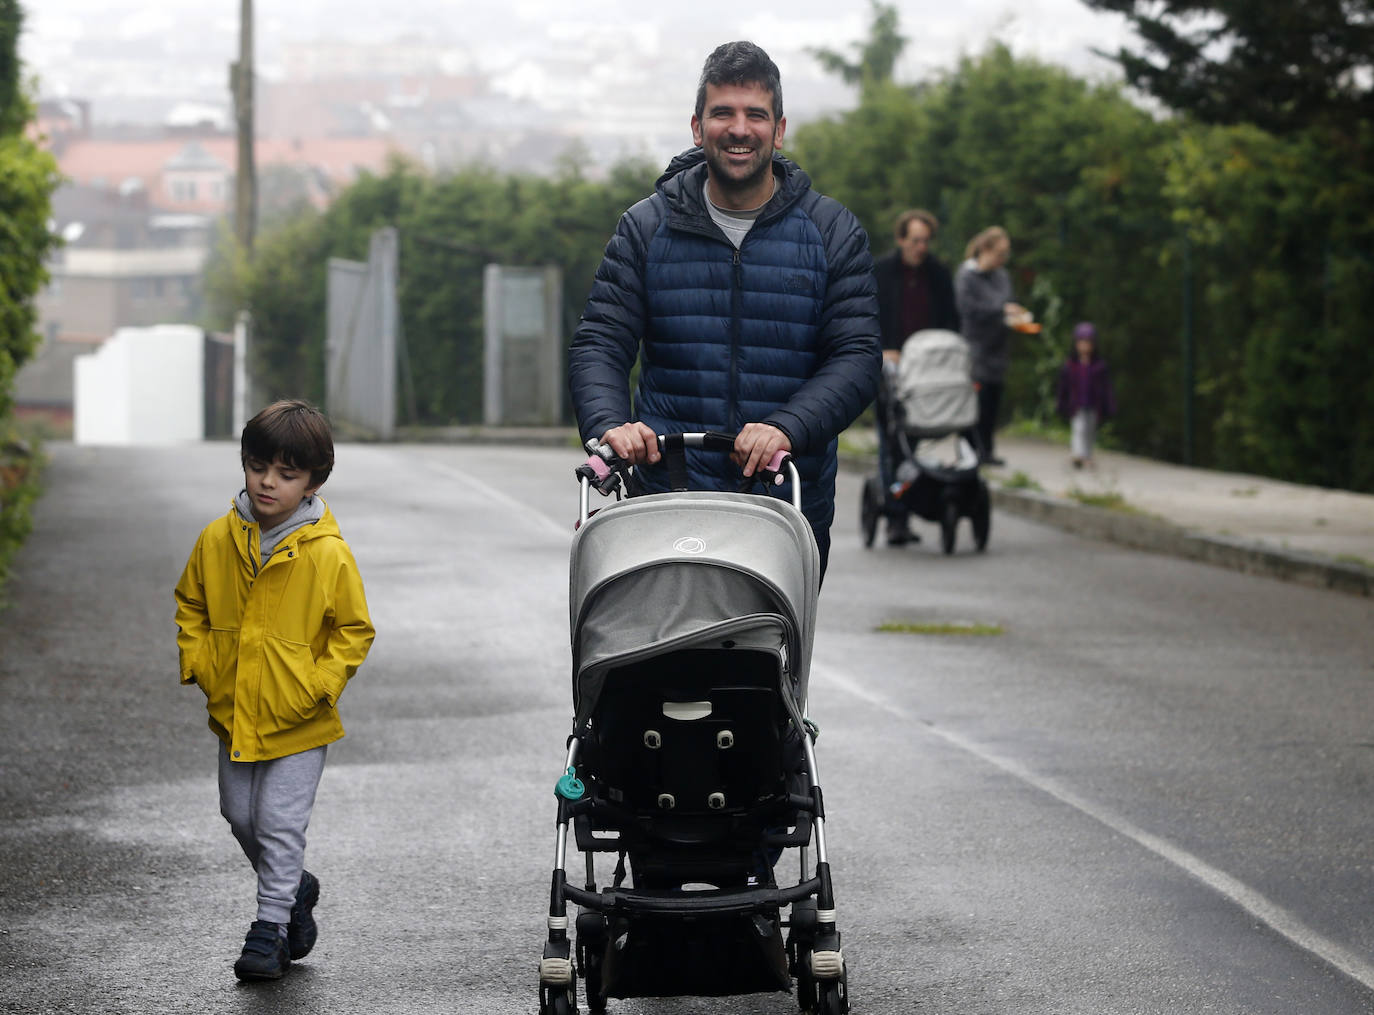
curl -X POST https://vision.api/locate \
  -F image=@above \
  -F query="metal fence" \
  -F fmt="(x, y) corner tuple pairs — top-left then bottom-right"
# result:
(326, 227), (398, 439)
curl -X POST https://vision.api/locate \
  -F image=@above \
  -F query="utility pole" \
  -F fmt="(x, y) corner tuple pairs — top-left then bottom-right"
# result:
(230, 0), (256, 257)
(1181, 234), (1195, 466)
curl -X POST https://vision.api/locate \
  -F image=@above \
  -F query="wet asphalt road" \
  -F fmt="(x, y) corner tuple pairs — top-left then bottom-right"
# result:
(1, 441), (1372, 1015)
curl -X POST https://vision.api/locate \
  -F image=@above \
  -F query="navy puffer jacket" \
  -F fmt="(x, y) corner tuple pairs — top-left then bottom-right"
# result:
(568, 149), (881, 536)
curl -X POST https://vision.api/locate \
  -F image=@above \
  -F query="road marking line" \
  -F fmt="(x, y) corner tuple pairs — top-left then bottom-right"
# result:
(812, 659), (1374, 992)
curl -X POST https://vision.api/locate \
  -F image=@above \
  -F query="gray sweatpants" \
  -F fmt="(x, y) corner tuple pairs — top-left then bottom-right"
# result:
(1071, 408), (1098, 461)
(217, 744), (327, 925)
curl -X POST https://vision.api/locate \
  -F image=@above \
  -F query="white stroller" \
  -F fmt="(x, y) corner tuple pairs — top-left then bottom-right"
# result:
(863, 328), (991, 554)
(536, 432), (850, 1015)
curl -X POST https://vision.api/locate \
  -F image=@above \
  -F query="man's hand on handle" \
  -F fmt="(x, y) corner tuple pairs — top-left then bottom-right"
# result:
(599, 422), (660, 465)
(733, 423), (792, 478)
(599, 422), (790, 479)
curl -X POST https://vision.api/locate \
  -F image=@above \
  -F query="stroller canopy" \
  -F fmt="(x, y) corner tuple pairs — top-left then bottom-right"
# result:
(897, 328), (978, 432)
(569, 491), (820, 727)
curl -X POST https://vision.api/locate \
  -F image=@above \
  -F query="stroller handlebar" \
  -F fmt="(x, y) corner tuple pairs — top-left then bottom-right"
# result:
(577, 431), (802, 525)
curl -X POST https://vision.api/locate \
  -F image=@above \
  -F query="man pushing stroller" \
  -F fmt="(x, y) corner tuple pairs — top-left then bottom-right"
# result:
(567, 40), (882, 579)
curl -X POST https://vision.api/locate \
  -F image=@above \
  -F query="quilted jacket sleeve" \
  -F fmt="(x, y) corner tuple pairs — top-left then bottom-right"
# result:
(568, 198), (657, 443)
(762, 196), (882, 454)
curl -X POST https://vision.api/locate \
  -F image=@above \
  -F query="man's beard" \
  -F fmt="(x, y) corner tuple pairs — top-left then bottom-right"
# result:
(703, 143), (774, 200)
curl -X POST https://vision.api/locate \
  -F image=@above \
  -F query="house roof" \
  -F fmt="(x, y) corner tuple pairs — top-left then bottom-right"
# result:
(164, 139), (227, 171)
(55, 135), (400, 192)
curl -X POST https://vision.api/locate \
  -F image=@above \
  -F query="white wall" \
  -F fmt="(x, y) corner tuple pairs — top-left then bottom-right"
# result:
(74, 325), (205, 445)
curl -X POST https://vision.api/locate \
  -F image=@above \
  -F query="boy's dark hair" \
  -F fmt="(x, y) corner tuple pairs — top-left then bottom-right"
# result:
(695, 41), (783, 123)
(240, 399), (335, 487)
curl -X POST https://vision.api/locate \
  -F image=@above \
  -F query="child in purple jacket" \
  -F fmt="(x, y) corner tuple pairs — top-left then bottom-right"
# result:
(1056, 322), (1117, 468)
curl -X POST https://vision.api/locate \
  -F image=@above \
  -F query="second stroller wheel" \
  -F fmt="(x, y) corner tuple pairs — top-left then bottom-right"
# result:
(972, 482), (991, 552)
(860, 476), (882, 549)
(577, 914), (608, 1014)
(787, 899), (819, 1012)
(940, 498), (959, 555)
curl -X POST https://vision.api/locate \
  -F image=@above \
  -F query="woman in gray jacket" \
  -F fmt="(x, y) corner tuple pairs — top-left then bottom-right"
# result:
(955, 226), (1026, 465)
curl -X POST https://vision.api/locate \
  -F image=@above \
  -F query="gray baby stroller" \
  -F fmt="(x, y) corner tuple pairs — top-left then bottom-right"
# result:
(536, 433), (849, 1015)
(862, 328), (991, 554)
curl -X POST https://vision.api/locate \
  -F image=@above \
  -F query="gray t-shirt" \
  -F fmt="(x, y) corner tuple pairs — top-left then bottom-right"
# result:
(704, 178), (768, 248)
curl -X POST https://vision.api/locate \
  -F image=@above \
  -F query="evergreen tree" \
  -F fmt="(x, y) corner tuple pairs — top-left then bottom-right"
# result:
(0, 0), (60, 419)
(807, 1), (906, 96)
(1081, 0), (1374, 134)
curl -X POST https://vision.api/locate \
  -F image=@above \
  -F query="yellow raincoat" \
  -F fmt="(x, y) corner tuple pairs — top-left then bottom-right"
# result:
(174, 500), (375, 762)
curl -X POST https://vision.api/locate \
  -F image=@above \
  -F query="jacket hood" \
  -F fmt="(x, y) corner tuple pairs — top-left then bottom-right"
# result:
(655, 148), (810, 224)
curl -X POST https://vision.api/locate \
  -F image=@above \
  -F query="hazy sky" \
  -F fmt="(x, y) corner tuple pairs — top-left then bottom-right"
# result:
(21, 0), (1138, 97)
(20, 0), (1139, 171)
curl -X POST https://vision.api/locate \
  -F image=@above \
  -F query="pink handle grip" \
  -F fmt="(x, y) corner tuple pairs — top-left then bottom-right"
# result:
(765, 450), (791, 486)
(585, 455), (612, 480)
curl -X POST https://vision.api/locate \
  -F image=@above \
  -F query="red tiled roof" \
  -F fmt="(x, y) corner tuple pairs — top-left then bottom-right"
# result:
(54, 136), (399, 194)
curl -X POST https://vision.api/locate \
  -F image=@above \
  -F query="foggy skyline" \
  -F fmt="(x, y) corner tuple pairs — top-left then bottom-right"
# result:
(21, 0), (1136, 114)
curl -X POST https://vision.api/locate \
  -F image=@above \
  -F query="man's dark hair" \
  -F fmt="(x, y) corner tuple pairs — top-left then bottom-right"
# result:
(894, 209), (939, 242)
(240, 399), (335, 487)
(695, 41), (783, 123)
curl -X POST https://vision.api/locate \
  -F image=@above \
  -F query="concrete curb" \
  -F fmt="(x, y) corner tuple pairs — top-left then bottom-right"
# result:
(988, 485), (1373, 599)
(837, 451), (1372, 599)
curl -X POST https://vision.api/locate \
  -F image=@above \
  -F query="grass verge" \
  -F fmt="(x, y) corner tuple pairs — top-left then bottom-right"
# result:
(1002, 470), (1042, 492)
(876, 620), (1005, 636)
(1065, 488), (1138, 512)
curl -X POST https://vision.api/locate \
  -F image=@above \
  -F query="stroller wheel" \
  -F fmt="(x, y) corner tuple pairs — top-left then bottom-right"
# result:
(577, 913), (608, 1014)
(860, 476), (882, 549)
(940, 498), (959, 555)
(972, 482), (991, 552)
(787, 900), (819, 1012)
(818, 967), (849, 1014)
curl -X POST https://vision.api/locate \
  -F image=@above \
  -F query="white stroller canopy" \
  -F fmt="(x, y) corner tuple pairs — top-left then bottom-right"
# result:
(898, 328), (978, 432)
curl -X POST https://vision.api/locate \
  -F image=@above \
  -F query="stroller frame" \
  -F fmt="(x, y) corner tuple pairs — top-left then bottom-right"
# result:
(538, 433), (849, 1015)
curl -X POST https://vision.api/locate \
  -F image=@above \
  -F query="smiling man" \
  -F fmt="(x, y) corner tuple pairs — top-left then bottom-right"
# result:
(568, 41), (881, 577)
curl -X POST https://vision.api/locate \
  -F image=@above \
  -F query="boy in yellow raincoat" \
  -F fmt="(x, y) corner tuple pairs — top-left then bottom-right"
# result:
(175, 399), (375, 981)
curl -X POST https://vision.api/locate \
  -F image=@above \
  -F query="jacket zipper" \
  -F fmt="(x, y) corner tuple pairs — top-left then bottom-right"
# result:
(729, 246), (742, 429)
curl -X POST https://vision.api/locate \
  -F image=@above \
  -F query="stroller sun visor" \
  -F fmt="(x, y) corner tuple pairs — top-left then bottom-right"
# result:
(569, 492), (819, 726)
(898, 328), (978, 432)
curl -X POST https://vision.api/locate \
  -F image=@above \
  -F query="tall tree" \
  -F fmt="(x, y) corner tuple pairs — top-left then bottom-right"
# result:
(807, 0), (906, 94)
(1081, 0), (1374, 134)
(0, 0), (22, 134)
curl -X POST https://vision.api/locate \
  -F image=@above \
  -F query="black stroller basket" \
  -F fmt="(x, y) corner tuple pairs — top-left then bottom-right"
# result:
(538, 433), (849, 1015)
